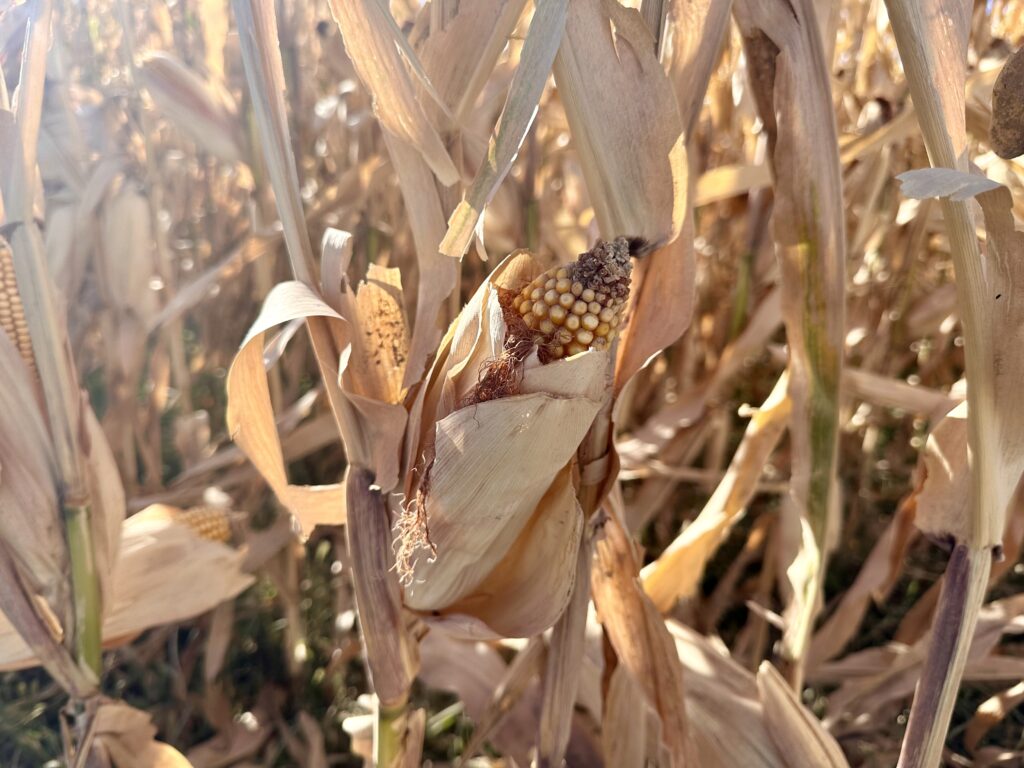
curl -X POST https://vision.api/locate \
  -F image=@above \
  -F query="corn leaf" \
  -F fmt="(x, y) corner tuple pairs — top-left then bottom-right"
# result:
(734, 0), (846, 676)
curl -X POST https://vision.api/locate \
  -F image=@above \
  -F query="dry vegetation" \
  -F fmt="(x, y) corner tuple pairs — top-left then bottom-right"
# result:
(3, 0), (1024, 766)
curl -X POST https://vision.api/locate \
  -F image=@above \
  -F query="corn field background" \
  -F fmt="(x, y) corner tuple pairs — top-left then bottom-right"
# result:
(2, 0), (1024, 765)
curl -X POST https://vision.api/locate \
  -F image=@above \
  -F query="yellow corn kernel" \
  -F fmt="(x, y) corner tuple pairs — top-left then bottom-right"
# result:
(0, 242), (37, 377)
(175, 506), (233, 543)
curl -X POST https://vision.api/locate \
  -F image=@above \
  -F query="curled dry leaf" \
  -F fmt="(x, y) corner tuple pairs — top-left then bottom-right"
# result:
(399, 249), (609, 638)
(0, 504), (253, 671)
(226, 282), (347, 533)
(138, 50), (243, 163)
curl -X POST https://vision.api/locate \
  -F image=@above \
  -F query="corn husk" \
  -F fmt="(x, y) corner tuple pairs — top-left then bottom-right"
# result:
(400, 251), (606, 638)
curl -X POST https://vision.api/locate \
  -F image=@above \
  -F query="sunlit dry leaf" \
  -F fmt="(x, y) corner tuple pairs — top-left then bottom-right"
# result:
(669, 620), (785, 767)
(439, 0), (568, 259)
(327, 0), (458, 185)
(226, 282), (347, 532)
(642, 372), (790, 611)
(84, 405), (126, 607)
(602, 664), (648, 768)
(964, 680), (1024, 753)
(553, 0), (687, 245)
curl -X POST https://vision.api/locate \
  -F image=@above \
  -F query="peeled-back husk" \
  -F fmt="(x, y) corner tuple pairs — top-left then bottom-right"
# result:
(401, 251), (607, 637)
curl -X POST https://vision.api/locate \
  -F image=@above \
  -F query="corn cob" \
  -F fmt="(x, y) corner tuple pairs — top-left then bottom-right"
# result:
(174, 505), (233, 543)
(0, 240), (38, 377)
(512, 237), (633, 360)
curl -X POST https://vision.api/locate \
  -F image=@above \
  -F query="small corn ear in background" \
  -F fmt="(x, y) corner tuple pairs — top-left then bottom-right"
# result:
(138, 50), (244, 164)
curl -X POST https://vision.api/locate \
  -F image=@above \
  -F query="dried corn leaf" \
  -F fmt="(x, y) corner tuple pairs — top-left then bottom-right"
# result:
(642, 372), (790, 611)
(439, 0), (568, 259)
(603, 664), (648, 768)
(327, 0), (458, 185)
(138, 50), (242, 163)
(226, 282), (347, 532)
(964, 681), (1024, 753)
(756, 662), (848, 768)
(84, 405), (126, 608)
(592, 512), (695, 766)
(734, 0), (846, 671)
(232, 0), (316, 283)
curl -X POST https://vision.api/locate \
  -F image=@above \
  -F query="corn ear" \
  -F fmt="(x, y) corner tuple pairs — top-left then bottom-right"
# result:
(0, 238), (37, 377)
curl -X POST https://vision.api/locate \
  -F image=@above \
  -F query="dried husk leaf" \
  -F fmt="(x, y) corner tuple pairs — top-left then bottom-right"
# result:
(755, 662), (849, 768)
(416, 0), (529, 125)
(734, 0), (846, 672)
(226, 282), (348, 532)
(403, 379), (601, 618)
(138, 50), (243, 163)
(439, 0), (568, 259)
(441, 467), (583, 638)
(327, 0), (458, 186)
(642, 371), (790, 611)
(552, 0), (687, 245)
(964, 680), (1024, 753)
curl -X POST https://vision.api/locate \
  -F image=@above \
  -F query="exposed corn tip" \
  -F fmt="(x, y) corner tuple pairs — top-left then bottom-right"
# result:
(0, 240), (37, 377)
(513, 237), (632, 359)
(175, 505), (233, 543)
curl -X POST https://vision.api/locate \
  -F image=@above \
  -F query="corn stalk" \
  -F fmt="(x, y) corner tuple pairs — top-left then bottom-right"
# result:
(884, 1), (1001, 764)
